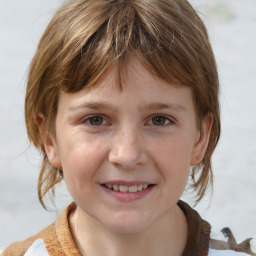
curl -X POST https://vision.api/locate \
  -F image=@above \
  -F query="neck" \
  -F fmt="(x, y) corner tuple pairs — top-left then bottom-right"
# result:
(69, 205), (188, 256)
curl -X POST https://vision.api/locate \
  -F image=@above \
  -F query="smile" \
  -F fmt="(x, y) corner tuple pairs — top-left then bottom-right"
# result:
(103, 184), (151, 193)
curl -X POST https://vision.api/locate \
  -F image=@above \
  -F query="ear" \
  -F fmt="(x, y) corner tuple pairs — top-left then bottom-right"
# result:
(190, 114), (213, 166)
(36, 114), (61, 168)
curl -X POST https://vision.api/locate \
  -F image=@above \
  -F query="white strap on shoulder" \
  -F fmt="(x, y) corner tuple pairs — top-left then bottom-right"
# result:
(208, 248), (251, 256)
(24, 239), (49, 256)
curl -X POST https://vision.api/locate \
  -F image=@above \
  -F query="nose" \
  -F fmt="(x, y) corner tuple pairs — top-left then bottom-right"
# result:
(109, 128), (148, 170)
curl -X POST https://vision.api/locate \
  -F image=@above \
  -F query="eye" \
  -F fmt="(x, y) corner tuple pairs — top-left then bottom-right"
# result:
(148, 115), (173, 126)
(84, 115), (107, 126)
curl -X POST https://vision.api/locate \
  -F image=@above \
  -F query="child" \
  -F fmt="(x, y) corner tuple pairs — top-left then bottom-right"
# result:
(2, 0), (256, 255)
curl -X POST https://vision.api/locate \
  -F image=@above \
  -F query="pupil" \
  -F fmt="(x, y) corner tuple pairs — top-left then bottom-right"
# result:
(90, 116), (103, 125)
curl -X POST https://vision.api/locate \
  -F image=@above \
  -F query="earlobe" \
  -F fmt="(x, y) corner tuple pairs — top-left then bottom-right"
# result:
(36, 114), (61, 168)
(190, 114), (213, 166)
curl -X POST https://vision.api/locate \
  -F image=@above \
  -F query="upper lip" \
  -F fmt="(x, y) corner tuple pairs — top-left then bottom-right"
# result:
(100, 180), (155, 186)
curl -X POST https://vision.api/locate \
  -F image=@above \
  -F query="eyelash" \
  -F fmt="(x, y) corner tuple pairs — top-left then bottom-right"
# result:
(82, 114), (174, 128)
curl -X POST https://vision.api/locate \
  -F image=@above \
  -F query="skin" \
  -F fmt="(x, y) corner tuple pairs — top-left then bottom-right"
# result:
(42, 58), (212, 256)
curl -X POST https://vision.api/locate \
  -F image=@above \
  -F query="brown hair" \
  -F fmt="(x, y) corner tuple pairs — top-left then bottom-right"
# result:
(25, 0), (220, 209)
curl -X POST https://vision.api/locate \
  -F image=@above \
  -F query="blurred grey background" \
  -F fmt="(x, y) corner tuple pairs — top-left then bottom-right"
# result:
(1, 0), (256, 251)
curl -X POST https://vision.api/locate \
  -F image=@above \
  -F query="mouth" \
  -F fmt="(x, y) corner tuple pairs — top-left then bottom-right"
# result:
(102, 184), (155, 193)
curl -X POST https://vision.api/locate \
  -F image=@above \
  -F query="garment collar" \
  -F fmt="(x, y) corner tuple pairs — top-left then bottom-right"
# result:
(56, 201), (211, 256)
(178, 200), (211, 256)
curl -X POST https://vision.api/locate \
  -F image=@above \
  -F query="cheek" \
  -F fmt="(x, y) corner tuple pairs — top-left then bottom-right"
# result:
(153, 134), (194, 168)
(151, 134), (194, 189)
(58, 134), (108, 195)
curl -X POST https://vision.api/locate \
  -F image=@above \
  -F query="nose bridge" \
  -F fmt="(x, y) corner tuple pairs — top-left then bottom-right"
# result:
(120, 125), (138, 147)
(109, 124), (147, 169)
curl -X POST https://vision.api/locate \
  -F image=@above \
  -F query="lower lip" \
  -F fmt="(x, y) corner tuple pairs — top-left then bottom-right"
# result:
(101, 185), (156, 202)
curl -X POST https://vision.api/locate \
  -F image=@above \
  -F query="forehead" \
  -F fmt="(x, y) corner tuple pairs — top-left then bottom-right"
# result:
(58, 57), (195, 115)
(85, 57), (185, 93)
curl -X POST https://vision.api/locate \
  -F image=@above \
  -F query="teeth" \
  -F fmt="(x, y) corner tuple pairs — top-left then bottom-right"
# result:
(128, 185), (138, 192)
(137, 184), (143, 191)
(113, 184), (119, 191)
(119, 185), (128, 192)
(104, 184), (150, 193)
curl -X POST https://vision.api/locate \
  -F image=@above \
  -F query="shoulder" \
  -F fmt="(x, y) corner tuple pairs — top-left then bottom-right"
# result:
(1, 223), (56, 256)
(208, 227), (256, 256)
(23, 239), (49, 256)
(1, 203), (78, 256)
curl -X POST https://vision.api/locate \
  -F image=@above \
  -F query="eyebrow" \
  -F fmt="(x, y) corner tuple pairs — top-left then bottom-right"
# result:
(69, 102), (187, 112)
(69, 102), (117, 112)
(140, 102), (187, 112)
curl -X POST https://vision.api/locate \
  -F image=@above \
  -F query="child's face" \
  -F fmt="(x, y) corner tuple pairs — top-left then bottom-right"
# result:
(45, 58), (211, 233)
